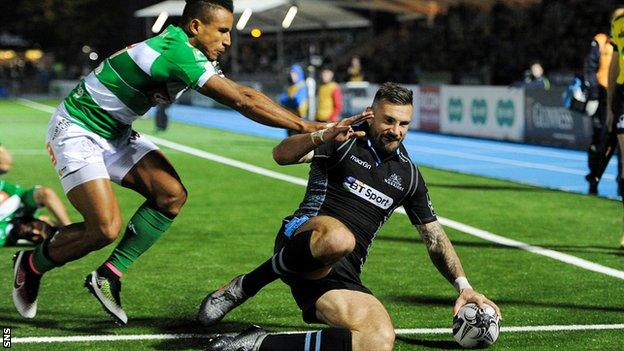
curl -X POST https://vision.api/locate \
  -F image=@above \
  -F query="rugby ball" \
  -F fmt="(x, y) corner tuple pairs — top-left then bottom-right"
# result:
(452, 303), (500, 348)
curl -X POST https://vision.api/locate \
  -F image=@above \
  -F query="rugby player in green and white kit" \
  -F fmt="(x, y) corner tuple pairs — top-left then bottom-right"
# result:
(12, 0), (364, 325)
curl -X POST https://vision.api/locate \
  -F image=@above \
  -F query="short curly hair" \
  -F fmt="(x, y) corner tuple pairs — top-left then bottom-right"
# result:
(373, 82), (413, 107)
(182, 0), (234, 24)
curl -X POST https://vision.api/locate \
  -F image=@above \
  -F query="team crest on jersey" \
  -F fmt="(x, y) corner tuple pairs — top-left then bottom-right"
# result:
(384, 173), (404, 191)
(73, 83), (85, 99)
(343, 177), (393, 210)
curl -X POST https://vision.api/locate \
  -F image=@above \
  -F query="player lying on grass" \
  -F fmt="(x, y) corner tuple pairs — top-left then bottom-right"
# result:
(1, 180), (71, 247)
(0, 145), (12, 174)
(12, 0), (369, 325)
(199, 83), (501, 351)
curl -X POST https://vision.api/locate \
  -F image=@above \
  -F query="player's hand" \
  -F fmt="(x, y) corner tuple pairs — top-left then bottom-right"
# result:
(303, 121), (328, 133)
(453, 288), (501, 319)
(322, 111), (373, 142)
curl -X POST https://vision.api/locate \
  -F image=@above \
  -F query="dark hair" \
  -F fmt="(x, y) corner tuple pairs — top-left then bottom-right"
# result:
(373, 82), (413, 106)
(182, 0), (234, 24)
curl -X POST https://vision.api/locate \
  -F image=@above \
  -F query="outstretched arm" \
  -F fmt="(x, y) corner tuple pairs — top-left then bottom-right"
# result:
(416, 220), (501, 317)
(199, 76), (323, 133)
(272, 111), (372, 165)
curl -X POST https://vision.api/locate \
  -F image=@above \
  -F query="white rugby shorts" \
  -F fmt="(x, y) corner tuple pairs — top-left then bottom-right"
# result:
(45, 104), (158, 193)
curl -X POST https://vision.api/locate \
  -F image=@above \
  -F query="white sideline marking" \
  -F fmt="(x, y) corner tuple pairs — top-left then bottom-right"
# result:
(12, 324), (624, 343)
(16, 99), (624, 282)
(16, 98), (57, 113)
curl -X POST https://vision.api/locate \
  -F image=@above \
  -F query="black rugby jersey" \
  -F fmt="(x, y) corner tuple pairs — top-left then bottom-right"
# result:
(291, 123), (437, 272)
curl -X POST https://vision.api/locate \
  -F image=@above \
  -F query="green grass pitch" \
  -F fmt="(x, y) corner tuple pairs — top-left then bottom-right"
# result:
(0, 99), (623, 350)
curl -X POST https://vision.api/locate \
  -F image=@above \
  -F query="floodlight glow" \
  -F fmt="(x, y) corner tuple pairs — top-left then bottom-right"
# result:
(25, 49), (43, 61)
(152, 11), (169, 33)
(282, 6), (298, 29)
(89, 52), (99, 61)
(236, 8), (253, 31)
(251, 28), (262, 38)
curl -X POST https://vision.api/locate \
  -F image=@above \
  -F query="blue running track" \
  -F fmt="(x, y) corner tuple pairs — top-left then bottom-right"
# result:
(163, 105), (620, 200)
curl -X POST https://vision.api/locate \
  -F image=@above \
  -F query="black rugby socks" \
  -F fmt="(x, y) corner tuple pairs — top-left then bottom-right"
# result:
(241, 230), (325, 297)
(259, 328), (352, 351)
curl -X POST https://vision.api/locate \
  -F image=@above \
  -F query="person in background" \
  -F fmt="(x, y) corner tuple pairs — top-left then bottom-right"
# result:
(279, 64), (309, 136)
(584, 32), (621, 195)
(523, 61), (550, 90)
(316, 67), (343, 123)
(347, 56), (364, 82)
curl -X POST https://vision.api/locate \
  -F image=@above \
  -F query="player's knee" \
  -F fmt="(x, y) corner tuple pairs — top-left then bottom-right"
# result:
(318, 228), (355, 261)
(90, 217), (122, 246)
(370, 325), (395, 351)
(154, 183), (187, 217)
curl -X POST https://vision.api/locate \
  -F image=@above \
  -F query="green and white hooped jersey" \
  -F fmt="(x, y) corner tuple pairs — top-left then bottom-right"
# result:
(63, 25), (222, 139)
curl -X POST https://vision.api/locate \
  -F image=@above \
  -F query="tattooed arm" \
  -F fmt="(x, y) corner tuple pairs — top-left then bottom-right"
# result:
(416, 220), (466, 284)
(416, 220), (501, 317)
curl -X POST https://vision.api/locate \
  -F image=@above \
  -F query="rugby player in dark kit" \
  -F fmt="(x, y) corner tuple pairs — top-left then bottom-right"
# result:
(199, 82), (500, 351)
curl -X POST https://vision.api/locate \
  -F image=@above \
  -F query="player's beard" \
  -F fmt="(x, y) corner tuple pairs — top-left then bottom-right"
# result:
(376, 133), (403, 154)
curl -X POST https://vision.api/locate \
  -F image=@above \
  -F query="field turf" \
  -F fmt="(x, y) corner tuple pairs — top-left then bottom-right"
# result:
(0, 99), (622, 350)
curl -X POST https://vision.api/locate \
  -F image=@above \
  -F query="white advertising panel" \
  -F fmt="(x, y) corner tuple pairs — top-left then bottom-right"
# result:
(440, 86), (525, 141)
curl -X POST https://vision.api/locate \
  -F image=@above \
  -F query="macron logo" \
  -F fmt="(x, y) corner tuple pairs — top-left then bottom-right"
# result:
(343, 177), (393, 209)
(350, 155), (372, 170)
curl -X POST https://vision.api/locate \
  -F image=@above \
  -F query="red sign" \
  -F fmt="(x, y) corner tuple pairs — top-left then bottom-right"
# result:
(419, 86), (440, 132)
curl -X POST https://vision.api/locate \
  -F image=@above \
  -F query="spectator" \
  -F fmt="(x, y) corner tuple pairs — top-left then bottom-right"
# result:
(348, 56), (364, 82)
(279, 64), (309, 135)
(316, 67), (343, 122)
(522, 61), (551, 90)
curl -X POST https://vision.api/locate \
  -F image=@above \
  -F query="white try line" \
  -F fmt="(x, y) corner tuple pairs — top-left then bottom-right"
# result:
(15, 98), (624, 282)
(11, 324), (624, 344)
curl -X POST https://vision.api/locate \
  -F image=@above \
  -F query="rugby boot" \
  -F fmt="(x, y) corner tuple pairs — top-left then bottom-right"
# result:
(84, 270), (128, 325)
(12, 250), (41, 319)
(198, 275), (248, 326)
(205, 325), (267, 351)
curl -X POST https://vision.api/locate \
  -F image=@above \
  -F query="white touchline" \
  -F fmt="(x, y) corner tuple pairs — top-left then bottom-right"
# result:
(16, 99), (624, 282)
(11, 324), (624, 343)
(16, 98), (57, 114)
